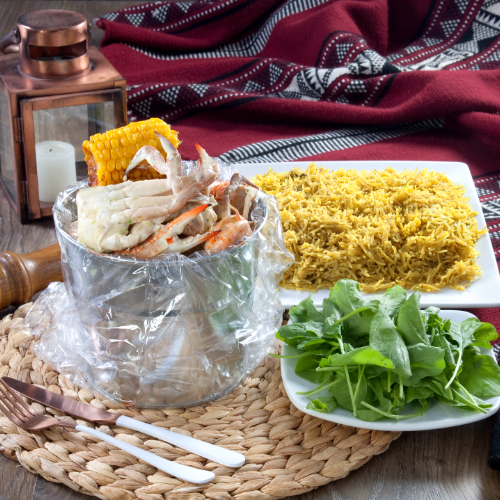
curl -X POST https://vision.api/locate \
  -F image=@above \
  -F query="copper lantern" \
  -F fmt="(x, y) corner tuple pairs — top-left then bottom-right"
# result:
(0, 10), (127, 222)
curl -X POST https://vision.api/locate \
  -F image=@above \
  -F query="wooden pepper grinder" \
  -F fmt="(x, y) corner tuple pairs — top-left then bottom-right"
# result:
(0, 244), (63, 310)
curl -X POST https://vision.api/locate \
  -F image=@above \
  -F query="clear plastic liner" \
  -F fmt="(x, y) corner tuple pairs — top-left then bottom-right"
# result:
(27, 161), (294, 407)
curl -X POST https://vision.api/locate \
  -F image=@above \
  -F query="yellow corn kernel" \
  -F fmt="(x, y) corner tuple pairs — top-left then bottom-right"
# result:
(82, 118), (180, 187)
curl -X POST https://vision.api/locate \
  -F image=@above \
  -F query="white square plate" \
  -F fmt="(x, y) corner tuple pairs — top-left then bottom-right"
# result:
(280, 310), (500, 431)
(235, 161), (500, 309)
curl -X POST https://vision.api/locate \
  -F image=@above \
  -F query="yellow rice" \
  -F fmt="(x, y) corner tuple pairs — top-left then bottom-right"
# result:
(253, 164), (486, 293)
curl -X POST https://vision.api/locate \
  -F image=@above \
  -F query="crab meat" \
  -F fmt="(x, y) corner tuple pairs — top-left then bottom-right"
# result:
(118, 204), (218, 259)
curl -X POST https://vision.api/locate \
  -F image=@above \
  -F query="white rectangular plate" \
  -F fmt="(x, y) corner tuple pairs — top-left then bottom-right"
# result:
(235, 160), (500, 309)
(281, 310), (500, 431)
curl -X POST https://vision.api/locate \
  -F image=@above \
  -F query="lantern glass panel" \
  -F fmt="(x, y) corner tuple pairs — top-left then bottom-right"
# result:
(33, 100), (115, 188)
(0, 90), (16, 205)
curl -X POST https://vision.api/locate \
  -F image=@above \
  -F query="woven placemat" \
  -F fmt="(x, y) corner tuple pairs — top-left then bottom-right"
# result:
(0, 303), (401, 500)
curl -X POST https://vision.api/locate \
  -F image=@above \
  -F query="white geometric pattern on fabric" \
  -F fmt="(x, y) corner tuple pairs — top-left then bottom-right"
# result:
(476, 187), (496, 196)
(349, 50), (387, 75)
(423, 37), (444, 47)
(131, 96), (153, 117)
(453, 40), (480, 53)
(220, 118), (446, 163)
(344, 80), (367, 94)
(477, 7), (500, 29)
(125, 13), (146, 27)
(336, 95), (350, 104)
(480, 198), (500, 219)
(244, 81), (265, 92)
(336, 43), (352, 61)
(126, 0), (331, 60)
(441, 19), (461, 37)
(177, 3), (192, 13)
(406, 47), (475, 70)
(152, 5), (169, 23)
(454, 0), (470, 14)
(278, 67), (348, 101)
(472, 21), (500, 41)
(188, 84), (209, 97)
(102, 12), (119, 22)
(269, 64), (283, 85)
(158, 86), (180, 106)
(486, 50), (500, 61)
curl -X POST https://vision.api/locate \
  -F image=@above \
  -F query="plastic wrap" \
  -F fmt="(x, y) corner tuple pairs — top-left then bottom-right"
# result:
(27, 161), (294, 407)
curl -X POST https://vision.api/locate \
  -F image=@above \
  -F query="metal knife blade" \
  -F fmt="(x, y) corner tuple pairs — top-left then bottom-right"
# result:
(2, 377), (119, 424)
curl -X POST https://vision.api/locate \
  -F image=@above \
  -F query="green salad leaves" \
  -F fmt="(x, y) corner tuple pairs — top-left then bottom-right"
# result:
(273, 279), (500, 421)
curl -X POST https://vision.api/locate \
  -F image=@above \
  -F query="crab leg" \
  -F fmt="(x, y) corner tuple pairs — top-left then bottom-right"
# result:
(156, 132), (183, 195)
(117, 204), (214, 259)
(205, 212), (252, 255)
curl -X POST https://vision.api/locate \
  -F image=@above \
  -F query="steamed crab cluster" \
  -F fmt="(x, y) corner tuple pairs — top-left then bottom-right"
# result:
(74, 134), (259, 259)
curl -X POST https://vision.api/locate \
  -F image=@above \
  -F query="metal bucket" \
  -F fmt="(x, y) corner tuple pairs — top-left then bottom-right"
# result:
(54, 182), (271, 407)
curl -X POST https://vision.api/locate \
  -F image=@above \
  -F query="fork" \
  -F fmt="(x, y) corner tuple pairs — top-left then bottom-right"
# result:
(0, 381), (214, 484)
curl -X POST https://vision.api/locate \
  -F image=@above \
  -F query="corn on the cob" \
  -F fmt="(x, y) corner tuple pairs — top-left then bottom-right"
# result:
(82, 118), (180, 187)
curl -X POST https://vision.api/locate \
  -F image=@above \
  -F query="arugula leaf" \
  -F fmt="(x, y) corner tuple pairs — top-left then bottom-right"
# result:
(306, 397), (337, 413)
(276, 324), (314, 346)
(471, 322), (498, 349)
(397, 292), (428, 346)
(405, 385), (434, 404)
(379, 285), (407, 320)
(328, 280), (375, 338)
(369, 308), (411, 377)
(289, 295), (324, 324)
(296, 338), (336, 352)
(328, 374), (368, 412)
(458, 349), (500, 399)
(402, 344), (446, 386)
(444, 318), (485, 389)
(320, 346), (394, 369)
(295, 355), (328, 384)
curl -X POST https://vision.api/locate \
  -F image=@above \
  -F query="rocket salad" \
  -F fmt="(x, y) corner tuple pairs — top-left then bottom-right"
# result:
(273, 280), (500, 421)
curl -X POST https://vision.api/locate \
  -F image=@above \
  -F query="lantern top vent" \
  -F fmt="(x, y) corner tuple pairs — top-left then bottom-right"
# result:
(16, 9), (90, 79)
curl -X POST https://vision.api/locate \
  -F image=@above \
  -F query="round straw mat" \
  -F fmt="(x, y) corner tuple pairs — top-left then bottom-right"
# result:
(0, 303), (401, 500)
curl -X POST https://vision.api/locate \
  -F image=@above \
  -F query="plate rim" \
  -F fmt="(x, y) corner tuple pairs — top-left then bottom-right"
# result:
(280, 309), (500, 431)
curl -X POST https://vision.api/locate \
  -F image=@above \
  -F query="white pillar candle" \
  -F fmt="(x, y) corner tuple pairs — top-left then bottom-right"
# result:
(35, 141), (77, 203)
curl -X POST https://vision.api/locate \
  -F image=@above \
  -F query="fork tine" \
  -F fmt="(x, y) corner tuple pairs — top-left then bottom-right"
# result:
(0, 397), (25, 427)
(0, 381), (37, 418)
(0, 384), (28, 422)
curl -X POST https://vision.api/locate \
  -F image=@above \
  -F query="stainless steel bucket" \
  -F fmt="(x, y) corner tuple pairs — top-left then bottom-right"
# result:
(53, 182), (276, 407)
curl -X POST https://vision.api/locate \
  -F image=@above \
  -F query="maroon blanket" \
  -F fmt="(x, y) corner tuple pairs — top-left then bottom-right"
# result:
(97, 0), (500, 329)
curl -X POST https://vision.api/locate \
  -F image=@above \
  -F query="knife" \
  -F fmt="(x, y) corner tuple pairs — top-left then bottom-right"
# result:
(2, 377), (244, 468)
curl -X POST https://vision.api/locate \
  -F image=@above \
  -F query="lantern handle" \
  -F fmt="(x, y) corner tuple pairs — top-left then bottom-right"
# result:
(0, 29), (20, 55)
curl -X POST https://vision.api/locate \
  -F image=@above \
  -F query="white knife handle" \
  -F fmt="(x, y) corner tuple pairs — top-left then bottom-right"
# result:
(116, 415), (245, 467)
(75, 424), (214, 484)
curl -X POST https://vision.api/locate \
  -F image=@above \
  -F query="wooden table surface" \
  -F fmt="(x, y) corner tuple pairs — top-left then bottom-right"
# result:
(1, 1), (500, 499)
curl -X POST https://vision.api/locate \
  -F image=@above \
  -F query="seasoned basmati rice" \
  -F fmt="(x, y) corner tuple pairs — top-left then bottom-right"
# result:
(253, 164), (486, 293)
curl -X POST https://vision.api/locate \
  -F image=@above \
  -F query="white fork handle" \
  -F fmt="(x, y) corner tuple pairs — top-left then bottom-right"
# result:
(75, 424), (214, 484)
(116, 415), (245, 467)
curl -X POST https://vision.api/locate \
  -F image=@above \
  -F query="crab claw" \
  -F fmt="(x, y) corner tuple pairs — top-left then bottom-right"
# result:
(123, 146), (168, 179)
(195, 144), (218, 182)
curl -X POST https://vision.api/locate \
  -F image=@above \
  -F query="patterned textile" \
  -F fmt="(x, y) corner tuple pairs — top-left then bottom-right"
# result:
(97, 0), (500, 329)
